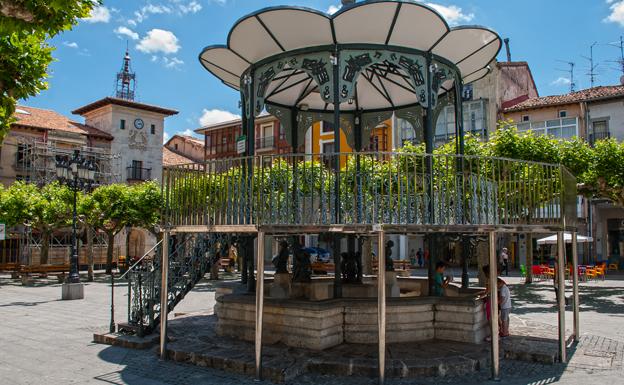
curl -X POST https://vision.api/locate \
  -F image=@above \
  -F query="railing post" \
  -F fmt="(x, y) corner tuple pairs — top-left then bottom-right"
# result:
(255, 231), (265, 380)
(572, 231), (580, 342)
(488, 231), (500, 381)
(557, 231), (567, 363)
(377, 228), (386, 385)
(159, 231), (170, 360)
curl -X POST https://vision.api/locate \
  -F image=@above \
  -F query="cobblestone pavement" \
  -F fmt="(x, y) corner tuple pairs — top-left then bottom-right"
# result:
(0, 271), (623, 384)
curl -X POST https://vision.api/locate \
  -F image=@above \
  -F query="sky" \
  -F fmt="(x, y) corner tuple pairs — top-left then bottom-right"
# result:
(22, 0), (624, 142)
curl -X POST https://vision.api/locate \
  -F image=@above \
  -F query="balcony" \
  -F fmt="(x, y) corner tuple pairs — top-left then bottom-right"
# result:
(589, 131), (610, 146)
(126, 167), (151, 181)
(255, 136), (275, 150)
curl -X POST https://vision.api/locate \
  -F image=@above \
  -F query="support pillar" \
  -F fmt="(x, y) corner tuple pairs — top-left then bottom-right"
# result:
(377, 230), (386, 385)
(488, 231), (500, 381)
(255, 231), (265, 380)
(572, 231), (580, 342)
(159, 231), (170, 360)
(557, 231), (567, 363)
(525, 233), (533, 284)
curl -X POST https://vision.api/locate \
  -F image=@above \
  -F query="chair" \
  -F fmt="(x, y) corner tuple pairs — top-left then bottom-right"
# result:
(544, 266), (555, 281)
(585, 267), (598, 281)
(594, 265), (606, 280)
(578, 265), (587, 282)
(520, 264), (527, 281)
(608, 263), (618, 272)
(532, 265), (543, 280)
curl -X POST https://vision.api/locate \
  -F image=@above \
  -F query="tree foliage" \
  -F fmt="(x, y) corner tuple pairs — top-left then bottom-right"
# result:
(0, 0), (96, 142)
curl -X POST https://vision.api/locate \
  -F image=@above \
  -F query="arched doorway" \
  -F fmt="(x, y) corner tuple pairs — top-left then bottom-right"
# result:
(127, 229), (146, 260)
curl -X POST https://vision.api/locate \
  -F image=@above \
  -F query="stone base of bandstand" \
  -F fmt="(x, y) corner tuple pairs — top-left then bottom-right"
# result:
(61, 282), (84, 300)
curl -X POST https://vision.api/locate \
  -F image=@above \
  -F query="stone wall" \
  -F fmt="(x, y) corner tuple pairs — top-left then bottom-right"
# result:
(215, 294), (488, 351)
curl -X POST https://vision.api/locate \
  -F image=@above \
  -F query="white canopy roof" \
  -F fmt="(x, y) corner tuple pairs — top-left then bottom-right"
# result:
(537, 233), (593, 245)
(199, 0), (501, 111)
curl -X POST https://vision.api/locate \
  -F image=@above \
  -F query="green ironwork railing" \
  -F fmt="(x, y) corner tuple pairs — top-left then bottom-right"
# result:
(162, 152), (577, 229)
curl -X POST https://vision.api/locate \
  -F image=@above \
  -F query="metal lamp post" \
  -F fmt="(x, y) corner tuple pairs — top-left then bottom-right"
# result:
(56, 149), (96, 299)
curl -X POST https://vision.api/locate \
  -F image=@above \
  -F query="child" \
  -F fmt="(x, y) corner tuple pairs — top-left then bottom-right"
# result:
(498, 278), (512, 337)
(433, 261), (450, 296)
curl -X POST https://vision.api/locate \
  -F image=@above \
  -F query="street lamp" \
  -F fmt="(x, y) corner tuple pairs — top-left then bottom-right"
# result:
(55, 150), (96, 299)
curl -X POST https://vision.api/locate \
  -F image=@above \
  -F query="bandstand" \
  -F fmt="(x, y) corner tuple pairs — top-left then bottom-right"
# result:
(158, 1), (580, 382)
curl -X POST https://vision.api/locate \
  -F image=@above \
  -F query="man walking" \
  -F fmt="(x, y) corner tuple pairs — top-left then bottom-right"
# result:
(500, 247), (509, 276)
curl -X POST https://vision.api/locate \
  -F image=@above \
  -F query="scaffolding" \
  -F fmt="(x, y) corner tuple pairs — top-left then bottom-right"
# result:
(12, 136), (122, 185)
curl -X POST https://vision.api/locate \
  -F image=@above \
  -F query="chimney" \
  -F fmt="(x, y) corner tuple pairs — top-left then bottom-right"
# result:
(503, 38), (512, 62)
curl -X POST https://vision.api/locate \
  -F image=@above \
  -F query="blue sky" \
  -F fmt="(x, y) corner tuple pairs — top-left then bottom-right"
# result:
(23, 0), (624, 141)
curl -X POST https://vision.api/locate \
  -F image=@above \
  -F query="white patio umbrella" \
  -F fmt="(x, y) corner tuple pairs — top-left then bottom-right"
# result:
(536, 232), (593, 245)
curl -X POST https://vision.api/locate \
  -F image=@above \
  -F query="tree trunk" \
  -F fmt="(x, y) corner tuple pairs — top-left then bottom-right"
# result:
(87, 227), (94, 281)
(40, 231), (50, 265)
(105, 232), (115, 275)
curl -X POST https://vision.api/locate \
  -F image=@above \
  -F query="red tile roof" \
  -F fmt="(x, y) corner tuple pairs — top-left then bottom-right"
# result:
(13, 106), (113, 140)
(163, 146), (196, 167)
(71, 97), (178, 116)
(504, 85), (624, 112)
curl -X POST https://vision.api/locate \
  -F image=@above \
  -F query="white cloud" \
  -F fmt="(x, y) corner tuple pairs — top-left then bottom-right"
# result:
(424, 2), (474, 25)
(63, 41), (79, 49)
(83, 5), (111, 23)
(114, 26), (139, 40)
(136, 29), (180, 54)
(134, 4), (172, 24)
(181, 129), (197, 137)
(199, 109), (241, 126)
(163, 56), (184, 69)
(327, 5), (340, 14)
(178, 1), (202, 14)
(551, 77), (572, 86)
(605, 0), (624, 26)
(163, 131), (171, 144)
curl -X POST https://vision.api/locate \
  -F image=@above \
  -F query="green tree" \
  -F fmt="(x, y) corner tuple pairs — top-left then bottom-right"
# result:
(0, 0), (96, 142)
(0, 181), (34, 228)
(29, 182), (74, 265)
(83, 183), (130, 274)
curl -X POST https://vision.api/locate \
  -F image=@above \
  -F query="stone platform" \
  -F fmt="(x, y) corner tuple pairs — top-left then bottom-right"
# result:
(163, 312), (490, 383)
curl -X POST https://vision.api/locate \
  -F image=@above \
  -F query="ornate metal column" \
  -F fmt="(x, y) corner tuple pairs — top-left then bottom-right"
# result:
(425, 54), (436, 296)
(333, 48), (342, 299)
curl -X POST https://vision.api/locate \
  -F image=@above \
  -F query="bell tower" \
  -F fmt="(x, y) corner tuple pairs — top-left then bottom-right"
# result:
(115, 45), (136, 100)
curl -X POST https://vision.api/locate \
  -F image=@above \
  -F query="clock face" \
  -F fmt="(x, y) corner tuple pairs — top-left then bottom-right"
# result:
(134, 118), (144, 129)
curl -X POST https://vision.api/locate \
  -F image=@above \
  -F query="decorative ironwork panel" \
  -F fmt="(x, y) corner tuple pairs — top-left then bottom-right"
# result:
(340, 49), (428, 106)
(253, 51), (334, 117)
(360, 111), (393, 150)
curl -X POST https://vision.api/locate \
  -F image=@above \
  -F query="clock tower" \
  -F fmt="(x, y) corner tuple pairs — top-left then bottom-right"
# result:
(71, 49), (178, 183)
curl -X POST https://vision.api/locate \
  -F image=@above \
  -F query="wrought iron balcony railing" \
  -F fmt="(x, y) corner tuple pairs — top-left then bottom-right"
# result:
(162, 152), (577, 229)
(127, 167), (151, 181)
(255, 136), (275, 149)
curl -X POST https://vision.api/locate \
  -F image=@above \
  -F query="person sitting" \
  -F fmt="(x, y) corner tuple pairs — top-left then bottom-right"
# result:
(433, 261), (450, 296)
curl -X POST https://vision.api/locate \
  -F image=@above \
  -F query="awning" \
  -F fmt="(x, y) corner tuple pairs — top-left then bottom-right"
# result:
(536, 233), (593, 245)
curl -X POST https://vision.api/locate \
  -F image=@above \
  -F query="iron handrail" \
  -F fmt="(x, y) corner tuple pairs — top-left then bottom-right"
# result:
(119, 238), (163, 280)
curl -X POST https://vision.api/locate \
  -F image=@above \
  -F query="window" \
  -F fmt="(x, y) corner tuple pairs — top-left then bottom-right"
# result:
(222, 135), (227, 145)
(559, 110), (567, 118)
(320, 140), (334, 167)
(174, 143), (178, 150)
(322, 121), (334, 133)
(150, 124), (155, 135)
(516, 117), (578, 139)
(591, 120), (610, 143)
(398, 119), (417, 145)
(522, 115), (530, 122)
(120, 119), (126, 130)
